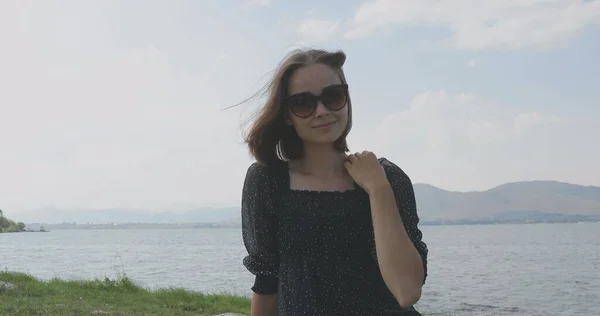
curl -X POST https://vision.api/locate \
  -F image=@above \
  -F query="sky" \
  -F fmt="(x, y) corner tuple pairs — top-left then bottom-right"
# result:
(1, 0), (599, 215)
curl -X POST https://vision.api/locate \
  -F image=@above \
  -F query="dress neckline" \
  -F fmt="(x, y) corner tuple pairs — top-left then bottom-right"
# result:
(277, 161), (362, 195)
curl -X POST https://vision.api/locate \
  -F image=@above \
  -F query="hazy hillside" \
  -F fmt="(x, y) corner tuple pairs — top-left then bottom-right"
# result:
(20, 207), (240, 225)
(20, 180), (600, 226)
(413, 180), (600, 222)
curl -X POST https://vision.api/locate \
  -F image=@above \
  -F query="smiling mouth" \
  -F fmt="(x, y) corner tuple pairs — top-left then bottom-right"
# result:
(313, 121), (336, 129)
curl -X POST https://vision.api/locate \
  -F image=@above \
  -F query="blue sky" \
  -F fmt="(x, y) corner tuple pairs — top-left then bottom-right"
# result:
(1, 0), (599, 214)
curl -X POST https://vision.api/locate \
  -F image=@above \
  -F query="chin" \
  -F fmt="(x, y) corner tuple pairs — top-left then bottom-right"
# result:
(299, 126), (344, 145)
(310, 133), (342, 145)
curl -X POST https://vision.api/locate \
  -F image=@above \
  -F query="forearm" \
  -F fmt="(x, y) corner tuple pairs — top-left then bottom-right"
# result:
(251, 293), (278, 316)
(368, 183), (424, 308)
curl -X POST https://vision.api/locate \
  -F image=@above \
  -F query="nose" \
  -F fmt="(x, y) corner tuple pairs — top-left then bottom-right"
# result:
(313, 101), (331, 117)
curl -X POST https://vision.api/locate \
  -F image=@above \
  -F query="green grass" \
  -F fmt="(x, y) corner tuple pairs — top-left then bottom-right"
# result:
(0, 272), (454, 316)
(0, 272), (250, 316)
(0, 214), (27, 233)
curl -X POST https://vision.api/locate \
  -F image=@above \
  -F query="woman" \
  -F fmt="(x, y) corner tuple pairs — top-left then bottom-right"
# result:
(241, 49), (428, 315)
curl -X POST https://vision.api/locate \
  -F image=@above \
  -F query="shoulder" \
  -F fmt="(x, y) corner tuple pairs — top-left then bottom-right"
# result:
(242, 163), (271, 202)
(245, 161), (284, 180)
(244, 162), (271, 187)
(378, 157), (410, 179)
(246, 162), (269, 178)
(378, 157), (413, 187)
(244, 161), (282, 190)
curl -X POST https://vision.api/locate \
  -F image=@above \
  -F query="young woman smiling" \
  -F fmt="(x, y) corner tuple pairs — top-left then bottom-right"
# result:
(241, 49), (428, 316)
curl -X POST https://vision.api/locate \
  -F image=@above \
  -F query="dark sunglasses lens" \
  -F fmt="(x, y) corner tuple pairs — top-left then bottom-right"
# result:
(288, 96), (316, 118)
(322, 87), (347, 110)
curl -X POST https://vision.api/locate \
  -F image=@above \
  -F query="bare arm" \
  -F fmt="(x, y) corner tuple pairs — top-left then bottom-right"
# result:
(251, 293), (278, 316)
(368, 182), (425, 308)
(344, 153), (428, 308)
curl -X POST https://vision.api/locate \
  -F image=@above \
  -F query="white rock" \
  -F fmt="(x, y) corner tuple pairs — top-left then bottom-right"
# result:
(0, 281), (16, 291)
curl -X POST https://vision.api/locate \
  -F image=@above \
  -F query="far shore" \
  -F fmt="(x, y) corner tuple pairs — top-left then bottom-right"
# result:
(0, 231), (49, 234)
(0, 229), (48, 234)
(16, 219), (599, 232)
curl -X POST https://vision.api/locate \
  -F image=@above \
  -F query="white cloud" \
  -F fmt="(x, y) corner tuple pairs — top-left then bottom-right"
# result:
(513, 112), (561, 134)
(296, 19), (341, 43)
(0, 1), (266, 213)
(467, 58), (480, 68)
(0, 44), (248, 211)
(343, 0), (600, 50)
(355, 90), (582, 191)
(0, 1), (597, 215)
(371, 90), (558, 151)
(242, 0), (270, 8)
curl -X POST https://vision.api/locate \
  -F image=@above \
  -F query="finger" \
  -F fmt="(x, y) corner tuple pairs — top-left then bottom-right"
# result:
(361, 150), (376, 159)
(343, 160), (352, 170)
(347, 153), (358, 163)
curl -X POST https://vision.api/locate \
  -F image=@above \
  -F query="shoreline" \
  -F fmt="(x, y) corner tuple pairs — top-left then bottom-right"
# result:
(0, 230), (49, 234)
(17, 220), (600, 232)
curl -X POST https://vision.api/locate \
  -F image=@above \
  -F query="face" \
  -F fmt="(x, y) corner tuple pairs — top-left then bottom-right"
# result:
(285, 63), (349, 147)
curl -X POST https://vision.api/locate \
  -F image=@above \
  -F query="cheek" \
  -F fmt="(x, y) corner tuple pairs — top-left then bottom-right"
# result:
(298, 123), (313, 136)
(336, 108), (349, 126)
(290, 117), (311, 135)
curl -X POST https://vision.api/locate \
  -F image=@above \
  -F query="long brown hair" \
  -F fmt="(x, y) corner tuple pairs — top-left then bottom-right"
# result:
(243, 49), (353, 166)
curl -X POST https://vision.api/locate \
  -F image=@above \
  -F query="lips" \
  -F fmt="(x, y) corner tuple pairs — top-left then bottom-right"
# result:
(313, 121), (336, 129)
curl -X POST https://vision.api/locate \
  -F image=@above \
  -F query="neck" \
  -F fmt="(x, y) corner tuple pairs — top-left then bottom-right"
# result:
(294, 143), (346, 177)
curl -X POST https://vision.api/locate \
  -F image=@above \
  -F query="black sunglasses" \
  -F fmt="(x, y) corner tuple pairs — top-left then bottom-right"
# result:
(284, 83), (349, 118)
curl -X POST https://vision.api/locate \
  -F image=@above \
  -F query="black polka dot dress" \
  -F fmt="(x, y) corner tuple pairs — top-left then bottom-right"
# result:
(241, 158), (428, 315)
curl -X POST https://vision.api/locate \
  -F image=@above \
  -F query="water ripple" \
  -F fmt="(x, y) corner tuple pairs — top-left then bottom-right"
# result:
(1, 223), (598, 315)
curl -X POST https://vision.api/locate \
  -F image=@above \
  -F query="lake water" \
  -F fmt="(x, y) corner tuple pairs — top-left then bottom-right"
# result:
(1, 223), (599, 316)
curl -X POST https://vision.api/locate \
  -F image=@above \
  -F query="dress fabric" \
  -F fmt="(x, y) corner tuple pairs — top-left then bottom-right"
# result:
(241, 158), (428, 316)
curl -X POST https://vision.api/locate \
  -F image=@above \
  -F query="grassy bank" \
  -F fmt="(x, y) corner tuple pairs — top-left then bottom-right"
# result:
(0, 214), (26, 233)
(0, 272), (250, 316)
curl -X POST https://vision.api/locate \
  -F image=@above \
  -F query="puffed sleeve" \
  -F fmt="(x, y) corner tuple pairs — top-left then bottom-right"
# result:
(380, 158), (429, 284)
(241, 162), (279, 294)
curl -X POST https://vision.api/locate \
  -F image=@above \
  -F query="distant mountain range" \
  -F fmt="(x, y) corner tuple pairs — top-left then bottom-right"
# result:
(413, 180), (600, 224)
(20, 207), (240, 225)
(21, 180), (600, 227)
